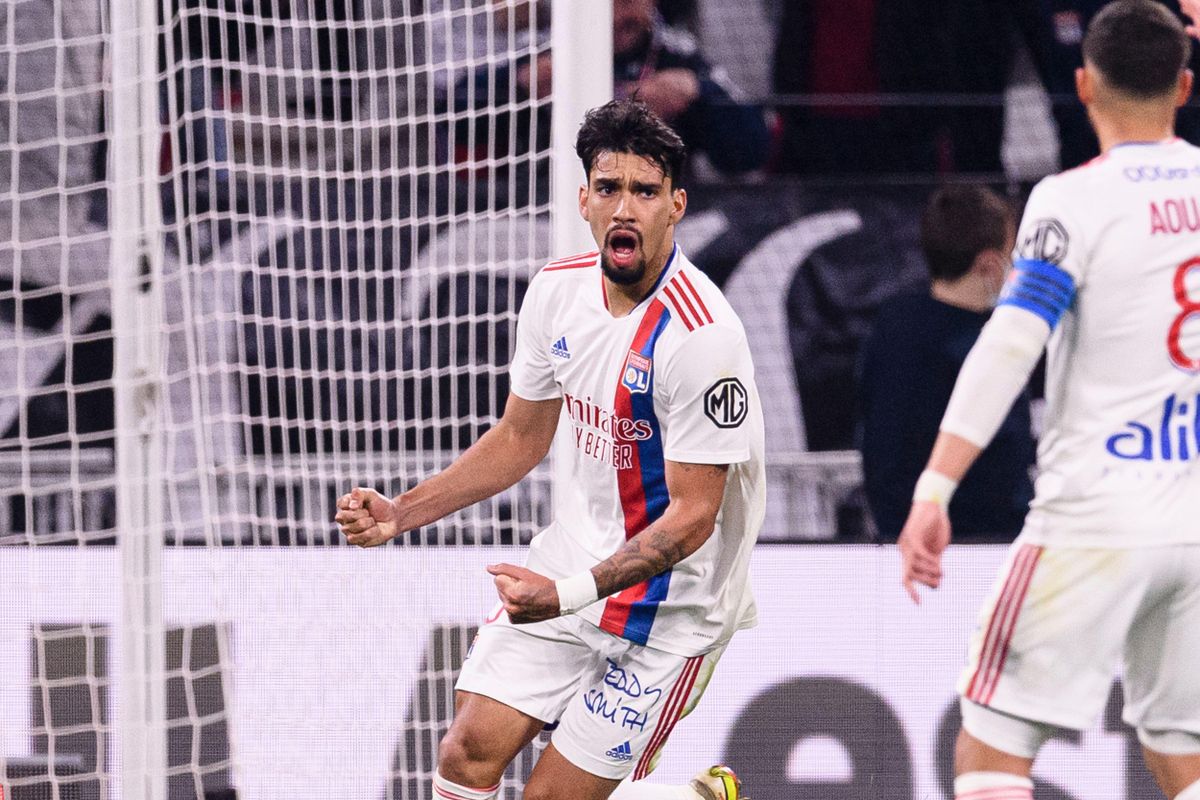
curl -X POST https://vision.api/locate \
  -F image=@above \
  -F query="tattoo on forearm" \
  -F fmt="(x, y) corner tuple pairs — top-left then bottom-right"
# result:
(592, 527), (687, 598)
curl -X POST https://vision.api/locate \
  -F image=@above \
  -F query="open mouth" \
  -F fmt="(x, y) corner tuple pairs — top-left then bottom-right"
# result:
(607, 230), (640, 268)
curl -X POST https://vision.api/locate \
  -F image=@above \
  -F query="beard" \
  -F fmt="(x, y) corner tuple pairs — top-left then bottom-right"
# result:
(600, 252), (647, 285)
(600, 228), (646, 285)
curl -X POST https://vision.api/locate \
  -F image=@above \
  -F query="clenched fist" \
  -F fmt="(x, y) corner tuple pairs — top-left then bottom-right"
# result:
(487, 563), (560, 623)
(334, 487), (399, 547)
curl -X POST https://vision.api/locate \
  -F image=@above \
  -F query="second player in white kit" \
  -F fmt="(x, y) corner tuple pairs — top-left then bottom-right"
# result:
(898, 3), (1200, 799)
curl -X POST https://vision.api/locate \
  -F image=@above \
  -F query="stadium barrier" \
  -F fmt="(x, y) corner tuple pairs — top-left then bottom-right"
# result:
(0, 544), (1159, 800)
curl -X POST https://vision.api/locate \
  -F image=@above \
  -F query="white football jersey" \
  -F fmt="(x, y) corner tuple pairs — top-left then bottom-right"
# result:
(509, 245), (766, 656)
(1007, 138), (1200, 546)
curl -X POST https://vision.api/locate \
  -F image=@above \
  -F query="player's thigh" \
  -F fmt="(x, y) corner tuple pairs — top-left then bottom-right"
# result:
(440, 690), (547, 781)
(552, 638), (726, 783)
(445, 614), (598, 779)
(1124, 545), (1200, 757)
(958, 542), (1148, 729)
(1141, 747), (1200, 799)
(524, 743), (621, 800)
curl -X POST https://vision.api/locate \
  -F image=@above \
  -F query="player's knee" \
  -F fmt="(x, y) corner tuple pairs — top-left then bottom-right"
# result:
(437, 725), (498, 784)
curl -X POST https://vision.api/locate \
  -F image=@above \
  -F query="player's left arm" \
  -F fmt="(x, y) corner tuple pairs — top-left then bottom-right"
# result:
(489, 459), (728, 624)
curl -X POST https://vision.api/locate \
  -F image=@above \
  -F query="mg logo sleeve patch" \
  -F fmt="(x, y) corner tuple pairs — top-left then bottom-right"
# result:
(703, 378), (748, 428)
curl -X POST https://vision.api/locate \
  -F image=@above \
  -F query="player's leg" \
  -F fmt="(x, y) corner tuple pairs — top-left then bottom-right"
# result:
(435, 690), (545, 795)
(523, 743), (622, 800)
(952, 543), (1143, 798)
(1140, 747), (1200, 799)
(952, 701), (1050, 798)
(525, 744), (743, 800)
(539, 634), (740, 799)
(1124, 545), (1200, 800)
(439, 612), (597, 798)
(608, 765), (744, 800)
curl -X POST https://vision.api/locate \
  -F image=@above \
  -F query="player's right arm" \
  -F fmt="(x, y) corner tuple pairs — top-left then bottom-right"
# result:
(335, 392), (562, 547)
(899, 179), (1083, 601)
(338, 269), (563, 547)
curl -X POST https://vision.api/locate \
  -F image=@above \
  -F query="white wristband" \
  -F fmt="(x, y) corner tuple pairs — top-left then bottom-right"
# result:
(913, 469), (959, 511)
(555, 571), (599, 615)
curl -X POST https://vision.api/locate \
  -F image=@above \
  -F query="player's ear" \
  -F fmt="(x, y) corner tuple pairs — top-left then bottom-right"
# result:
(578, 183), (590, 222)
(1075, 66), (1092, 105)
(1177, 69), (1194, 108)
(670, 187), (687, 225)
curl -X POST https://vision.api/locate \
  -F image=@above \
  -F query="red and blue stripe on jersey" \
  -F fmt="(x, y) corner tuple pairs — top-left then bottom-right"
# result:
(599, 297), (675, 644)
(542, 250), (599, 272)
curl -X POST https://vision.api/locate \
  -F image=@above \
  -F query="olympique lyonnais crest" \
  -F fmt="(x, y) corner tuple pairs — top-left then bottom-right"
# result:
(622, 350), (652, 394)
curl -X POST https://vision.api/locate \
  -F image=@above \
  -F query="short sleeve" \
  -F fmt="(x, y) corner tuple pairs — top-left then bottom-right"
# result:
(508, 276), (560, 401)
(660, 325), (754, 465)
(1013, 177), (1087, 285)
(1001, 178), (1085, 330)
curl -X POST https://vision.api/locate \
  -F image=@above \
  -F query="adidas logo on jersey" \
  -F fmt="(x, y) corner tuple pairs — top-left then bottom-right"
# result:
(550, 336), (571, 359)
(605, 741), (633, 762)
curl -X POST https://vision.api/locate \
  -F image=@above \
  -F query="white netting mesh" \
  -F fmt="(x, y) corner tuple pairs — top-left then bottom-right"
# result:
(155, 1), (554, 796)
(4, 1), (554, 797)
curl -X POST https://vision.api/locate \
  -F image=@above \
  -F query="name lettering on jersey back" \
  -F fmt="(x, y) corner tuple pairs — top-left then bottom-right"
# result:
(564, 392), (653, 470)
(1124, 164), (1200, 183)
(1105, 392), (1200, 461)
(1150, 197), (1200, 236)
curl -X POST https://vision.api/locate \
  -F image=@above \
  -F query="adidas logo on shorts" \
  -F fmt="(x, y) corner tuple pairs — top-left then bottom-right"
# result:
(550, 336), (571, 359)
(605, 741), (633, 762)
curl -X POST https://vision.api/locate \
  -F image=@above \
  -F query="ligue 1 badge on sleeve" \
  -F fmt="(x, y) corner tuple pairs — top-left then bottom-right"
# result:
(622, 350), (652, 394)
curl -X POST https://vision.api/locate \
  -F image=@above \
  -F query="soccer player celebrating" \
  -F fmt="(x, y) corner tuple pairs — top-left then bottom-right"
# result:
(335, 100), (763, 800)
(898, 3), (1200, 799)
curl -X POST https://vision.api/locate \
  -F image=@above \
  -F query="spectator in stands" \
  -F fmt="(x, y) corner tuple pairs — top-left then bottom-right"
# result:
(1028, 0), (1200, 168)
(449, 0), (769, 181)
(611, 0), (770, 174)
(858, 185), (1035, 541)
(772, 0), (1046, 175)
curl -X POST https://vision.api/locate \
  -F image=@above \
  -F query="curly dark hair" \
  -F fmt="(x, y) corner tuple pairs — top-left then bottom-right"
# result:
(1084, 0), (1190, 98)
(575, 99), (687, 185)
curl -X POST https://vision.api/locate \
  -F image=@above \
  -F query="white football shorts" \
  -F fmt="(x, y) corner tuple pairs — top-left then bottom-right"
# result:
(456, 606), (725, 780)
(958, 539), (1200, 737)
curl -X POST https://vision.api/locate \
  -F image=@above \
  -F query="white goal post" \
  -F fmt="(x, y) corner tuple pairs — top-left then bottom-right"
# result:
(2, 1), (608, 798)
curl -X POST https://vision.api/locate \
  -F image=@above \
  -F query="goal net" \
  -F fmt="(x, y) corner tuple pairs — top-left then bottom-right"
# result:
(1, 0), (573, 797)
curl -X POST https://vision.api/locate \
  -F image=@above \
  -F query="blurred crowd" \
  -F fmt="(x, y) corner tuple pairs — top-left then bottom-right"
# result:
(146, 0), (1200, 201)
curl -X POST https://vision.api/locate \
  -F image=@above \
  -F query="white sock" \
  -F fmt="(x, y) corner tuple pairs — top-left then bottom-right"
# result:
(1176, 778), (1200, 800)
(608, 780), (700, 799)
(432, 771), (500, 800)
(954, 771), (1033, 799)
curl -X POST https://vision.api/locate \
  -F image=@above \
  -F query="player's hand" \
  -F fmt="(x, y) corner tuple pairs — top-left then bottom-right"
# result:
(1183, 0), (1200, 38)
(897, 500), (952, 604)
(487, 563), (559, 624)
(334, 487), (399, 547)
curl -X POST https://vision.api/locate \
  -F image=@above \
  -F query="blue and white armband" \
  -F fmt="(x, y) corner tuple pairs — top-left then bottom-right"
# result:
(997, 258), (1076, 330)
